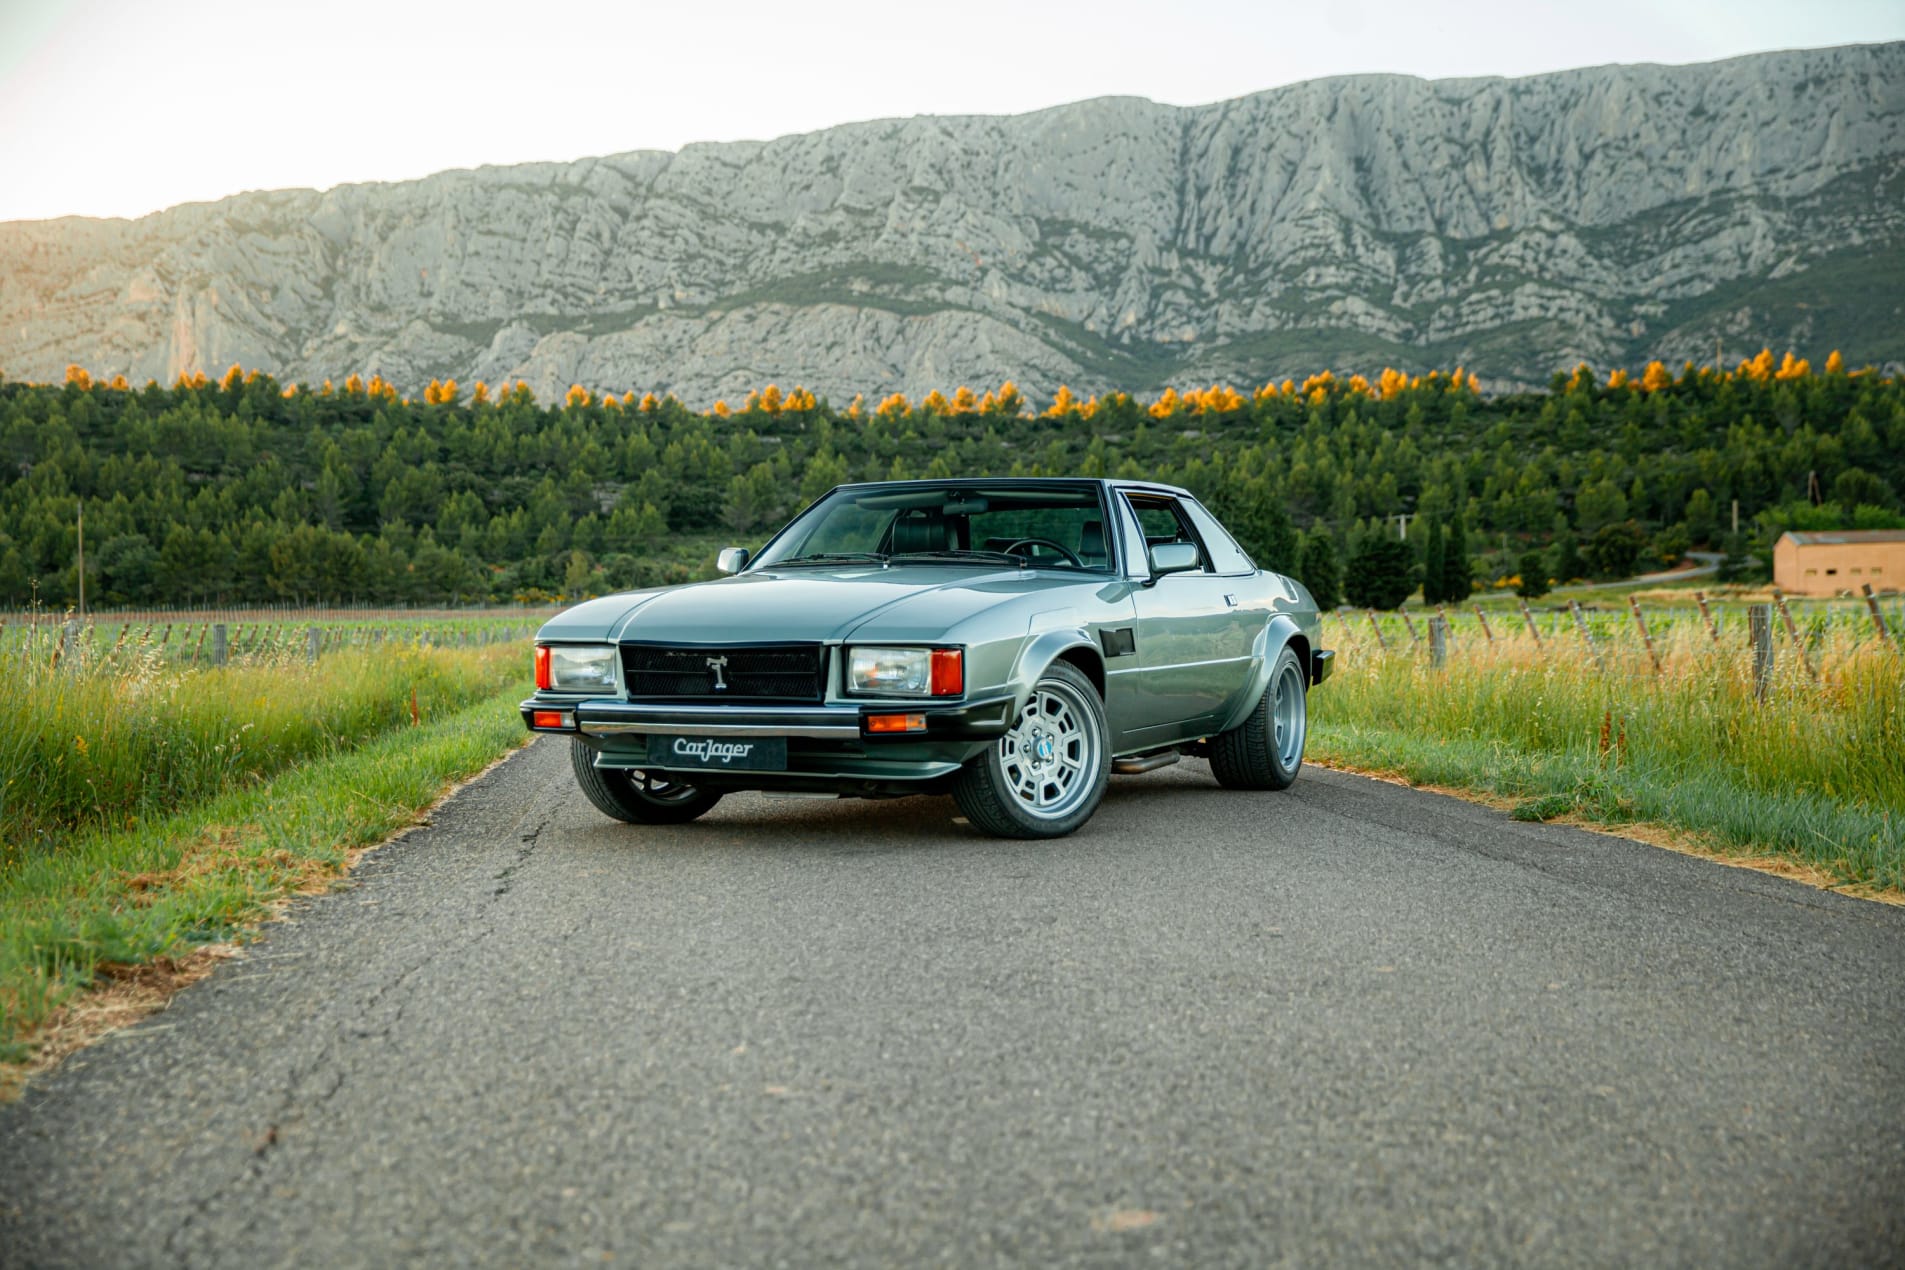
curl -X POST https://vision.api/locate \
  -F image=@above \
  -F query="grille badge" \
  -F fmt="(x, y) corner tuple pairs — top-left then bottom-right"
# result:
(706, 656), (729, 691)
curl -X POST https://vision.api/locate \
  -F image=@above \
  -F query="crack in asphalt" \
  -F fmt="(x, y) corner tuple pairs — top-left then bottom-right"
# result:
(493, 818), (548, 899)
(160, 908), (449, 1256)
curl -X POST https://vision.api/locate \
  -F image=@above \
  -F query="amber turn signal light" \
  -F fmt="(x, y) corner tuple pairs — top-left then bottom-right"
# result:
(534, 645), (551, 690)
(929, 648), (963, 696)
(866, 713), (927, 734)
(530, 709), (572, 730)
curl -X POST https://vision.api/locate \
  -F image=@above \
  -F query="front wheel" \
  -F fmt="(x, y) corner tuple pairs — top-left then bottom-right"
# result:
(570, 738), (723, 824)
(952, 661), (1110, 839)
(1209, 645), (1307, 791)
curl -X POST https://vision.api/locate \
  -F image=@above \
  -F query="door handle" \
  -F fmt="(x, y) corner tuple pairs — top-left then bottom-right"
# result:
(1224, 594), (1238, 607)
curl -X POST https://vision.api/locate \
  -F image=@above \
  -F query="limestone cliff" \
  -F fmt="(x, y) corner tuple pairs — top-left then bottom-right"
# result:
(2, 42), (1900, 401)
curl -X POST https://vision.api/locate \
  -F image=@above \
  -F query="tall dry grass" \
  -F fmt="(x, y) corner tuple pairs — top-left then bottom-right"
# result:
(1310, 608), (1905, 888)
(0, 621), (525, 872)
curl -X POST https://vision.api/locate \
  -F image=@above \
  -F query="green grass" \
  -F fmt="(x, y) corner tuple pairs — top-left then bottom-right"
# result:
(1310, 622), (1905, 892)
(0, 682), (531, 1066)
(1, 637), (525, 864)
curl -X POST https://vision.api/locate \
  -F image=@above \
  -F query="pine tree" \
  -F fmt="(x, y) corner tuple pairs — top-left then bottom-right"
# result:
(1717, 531), (1751, 582)
(1344, 527), (1415, 611)
(1441, 515), (1472, 602)
(1420, 518), (1445, 604)
(1550, 530), (1586, 585)
(1514, 552), (1550, 600)
(1296, 526), (1342, 610)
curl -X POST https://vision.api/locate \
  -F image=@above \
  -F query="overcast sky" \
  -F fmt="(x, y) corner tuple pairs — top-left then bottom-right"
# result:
(2, 0), (1899, 223)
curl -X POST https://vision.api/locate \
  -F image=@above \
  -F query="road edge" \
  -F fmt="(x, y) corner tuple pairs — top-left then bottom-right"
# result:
(0, 720), (538, 1102)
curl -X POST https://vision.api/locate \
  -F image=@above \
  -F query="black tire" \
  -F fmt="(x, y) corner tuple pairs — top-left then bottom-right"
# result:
(569, 737), (723, 824)
(1209, 644), (1307, 791)
(952, 660), (1110, 839)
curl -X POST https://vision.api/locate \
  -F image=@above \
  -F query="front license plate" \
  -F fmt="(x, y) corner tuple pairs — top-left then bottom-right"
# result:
(647, 734), (787, 771)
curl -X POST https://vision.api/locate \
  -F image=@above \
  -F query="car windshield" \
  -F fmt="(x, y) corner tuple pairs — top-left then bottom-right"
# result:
(753, 482), (1116, 573)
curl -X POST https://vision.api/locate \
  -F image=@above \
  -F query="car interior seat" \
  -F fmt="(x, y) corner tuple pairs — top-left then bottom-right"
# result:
(889, 509), (949, 554)
(1079, 520), (1105, 566)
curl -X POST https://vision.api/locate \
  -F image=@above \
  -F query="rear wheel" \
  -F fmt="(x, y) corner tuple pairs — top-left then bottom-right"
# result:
(953, 661), (1109, 838)
(570, 737), (723, 824)
(1209, 645), (1307, 791)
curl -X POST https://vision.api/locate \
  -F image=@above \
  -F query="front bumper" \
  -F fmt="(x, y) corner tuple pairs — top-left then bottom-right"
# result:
(519, 694), (1016, 790)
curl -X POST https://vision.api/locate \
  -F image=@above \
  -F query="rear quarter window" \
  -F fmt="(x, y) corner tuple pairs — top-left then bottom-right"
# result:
(1182, 499), (1258, 575)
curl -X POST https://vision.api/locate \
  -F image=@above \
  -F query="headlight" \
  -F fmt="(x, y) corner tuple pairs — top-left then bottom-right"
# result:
(539, 644), (617, 692)
(846, 646), (963, 697)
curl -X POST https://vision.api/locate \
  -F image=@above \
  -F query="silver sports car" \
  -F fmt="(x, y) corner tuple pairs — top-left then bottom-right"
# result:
(523, 477), (1334, 838)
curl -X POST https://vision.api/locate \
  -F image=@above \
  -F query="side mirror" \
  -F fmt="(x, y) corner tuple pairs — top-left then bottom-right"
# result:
(716, 547), (750, 575)
(1147, 541), (1200, 578)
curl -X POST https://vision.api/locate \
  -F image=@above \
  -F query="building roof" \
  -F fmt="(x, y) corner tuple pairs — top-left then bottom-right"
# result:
(1781, 530), (1905, 546)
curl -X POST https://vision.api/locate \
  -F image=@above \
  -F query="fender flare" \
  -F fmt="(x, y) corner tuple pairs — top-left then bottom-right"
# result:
(1006, 625), (1105, 718)
(1213, 614), (1310, 735)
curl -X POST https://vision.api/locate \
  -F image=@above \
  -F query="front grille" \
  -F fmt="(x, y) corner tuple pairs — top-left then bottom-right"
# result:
(621, 643), (827, 702)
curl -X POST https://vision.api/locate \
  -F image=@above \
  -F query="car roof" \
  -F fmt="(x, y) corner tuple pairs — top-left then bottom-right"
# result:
(831, 476), (1196, 499)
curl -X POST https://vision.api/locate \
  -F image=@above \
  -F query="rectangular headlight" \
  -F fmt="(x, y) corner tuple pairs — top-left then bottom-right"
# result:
(847, 647), (961, 697)
(546, 644), (618, 693)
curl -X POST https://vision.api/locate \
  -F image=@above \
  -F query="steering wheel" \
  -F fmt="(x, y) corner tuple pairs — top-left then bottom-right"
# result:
(1001, 537), (1083, 567)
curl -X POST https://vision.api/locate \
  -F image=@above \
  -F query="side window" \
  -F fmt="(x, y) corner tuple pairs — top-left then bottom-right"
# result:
(1123, 494), (1209, 573)
(1181, 498), (1257, 575)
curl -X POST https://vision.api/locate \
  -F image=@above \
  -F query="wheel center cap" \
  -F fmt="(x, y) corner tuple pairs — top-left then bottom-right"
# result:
(1035, 734), (1055, 764)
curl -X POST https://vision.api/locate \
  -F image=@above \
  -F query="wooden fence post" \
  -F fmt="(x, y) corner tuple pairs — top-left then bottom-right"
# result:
(1769, 588), (1816, 680)
(1627, 596), (1662, 675)
(1429, 615), (1448, 669)
(1365, 610), (1389, 652)
(1864, 584), (1900, 651)
(211, 623), (229, 667)
(1399, 608), (1421, 645)
(1749, 604), (1775, 701)
(1569, 600), (1606, 671)
(1517, 598), (1543, 648)
(307, 626), (321, 664)
(1694, 590), (1721, 645)
(1471, 606), (1495, 644)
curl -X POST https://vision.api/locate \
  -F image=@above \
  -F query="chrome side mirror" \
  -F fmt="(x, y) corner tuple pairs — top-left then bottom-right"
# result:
(716, 547), (750, 575)
(1147, 541), (1200, 577)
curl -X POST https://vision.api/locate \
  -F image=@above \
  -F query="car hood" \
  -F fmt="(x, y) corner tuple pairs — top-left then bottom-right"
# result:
(562, 566), (1109, 645)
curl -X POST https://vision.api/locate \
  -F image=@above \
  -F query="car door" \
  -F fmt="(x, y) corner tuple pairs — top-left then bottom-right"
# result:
(1115, 491), (1259, 743)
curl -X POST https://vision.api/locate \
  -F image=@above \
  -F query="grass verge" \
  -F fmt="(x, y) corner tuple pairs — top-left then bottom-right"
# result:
(0, 683), (531, 1090)
(1309, 726), (1903, 903)
(2, 641), (521, 862)
(1309, 626), (1904, 900)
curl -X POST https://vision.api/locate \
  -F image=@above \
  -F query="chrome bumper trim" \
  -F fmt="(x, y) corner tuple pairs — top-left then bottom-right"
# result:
(577, 703), (862, 739)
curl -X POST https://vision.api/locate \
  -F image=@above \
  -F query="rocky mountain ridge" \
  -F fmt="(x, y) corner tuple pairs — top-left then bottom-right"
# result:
(2, 41), (1901, 402)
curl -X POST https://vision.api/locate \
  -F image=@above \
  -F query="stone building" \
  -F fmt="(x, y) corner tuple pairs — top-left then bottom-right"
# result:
(1772, 530), (1905, 596)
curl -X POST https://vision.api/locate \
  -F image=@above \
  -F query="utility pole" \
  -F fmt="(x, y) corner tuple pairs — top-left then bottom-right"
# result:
(1392, 513), (1411, 541)
(76, 498), (85, 618)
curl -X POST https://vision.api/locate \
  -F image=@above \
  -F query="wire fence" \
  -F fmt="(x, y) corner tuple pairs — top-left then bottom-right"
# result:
(1, 612), (544, 678)
(3, 603), (558, 625)
(1325, 587), (1901, 696)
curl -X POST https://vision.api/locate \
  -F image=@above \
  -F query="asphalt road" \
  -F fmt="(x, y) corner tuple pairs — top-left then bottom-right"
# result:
(3, 737), (1902, 1268)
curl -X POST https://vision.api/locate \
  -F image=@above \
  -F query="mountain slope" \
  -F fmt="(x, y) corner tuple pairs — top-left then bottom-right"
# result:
(2, 42), (1901, 401)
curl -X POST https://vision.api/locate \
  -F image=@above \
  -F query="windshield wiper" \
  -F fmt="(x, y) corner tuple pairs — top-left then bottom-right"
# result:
(773, 551), (890, 566)
(889, 549), (1028, 568)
